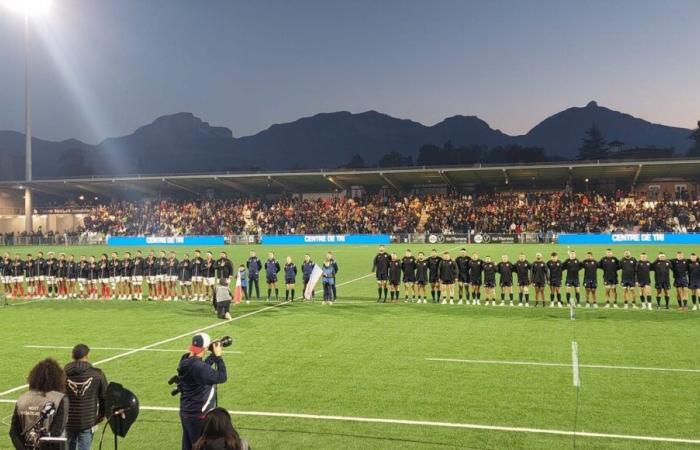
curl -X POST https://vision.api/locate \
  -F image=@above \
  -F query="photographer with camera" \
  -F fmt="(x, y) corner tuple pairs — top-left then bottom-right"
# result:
(9, 358), (69, 450)
(213, 278), (233, 320)
(176, 333), (228, 450)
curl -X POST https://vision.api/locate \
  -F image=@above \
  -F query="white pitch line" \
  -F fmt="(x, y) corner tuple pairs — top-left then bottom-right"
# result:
(426, 358), (700, 373)
(22, 345), (242, 354)
(571, 341), (580, 387)
(0, 400), (698, 444)
(0, 271), (374, 398)
(0, 400), (698, 445)
(0, 401), (689, 445)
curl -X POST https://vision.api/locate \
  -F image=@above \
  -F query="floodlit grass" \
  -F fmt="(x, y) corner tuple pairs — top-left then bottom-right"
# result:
(1, 244), (699, 449)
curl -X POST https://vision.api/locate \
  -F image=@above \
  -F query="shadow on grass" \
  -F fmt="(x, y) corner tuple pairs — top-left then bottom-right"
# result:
(133, 417), (478, 448)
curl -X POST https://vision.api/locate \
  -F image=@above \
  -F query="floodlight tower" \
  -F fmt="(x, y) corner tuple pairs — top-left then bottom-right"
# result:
(3, 0), (52, 233)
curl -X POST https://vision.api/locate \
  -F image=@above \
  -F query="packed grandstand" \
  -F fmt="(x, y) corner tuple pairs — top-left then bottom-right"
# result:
(1, 190), (696, 241)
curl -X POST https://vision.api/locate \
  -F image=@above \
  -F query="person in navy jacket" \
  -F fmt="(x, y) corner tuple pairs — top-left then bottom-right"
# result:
(246, 251), (262, 300)
(178, 333), (228, 450)
(265, 252), (281, 301)
(284, 256), (297, 302)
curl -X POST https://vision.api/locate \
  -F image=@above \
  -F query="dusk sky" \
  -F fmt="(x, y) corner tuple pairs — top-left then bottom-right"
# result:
(0, 0), (698, 143)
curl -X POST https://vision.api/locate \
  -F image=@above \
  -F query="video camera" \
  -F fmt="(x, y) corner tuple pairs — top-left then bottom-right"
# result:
(24, 401), (67, 450)
(168, 336), (232, 396)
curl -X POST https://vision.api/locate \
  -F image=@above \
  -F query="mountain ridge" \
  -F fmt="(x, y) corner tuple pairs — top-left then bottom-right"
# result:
(0, 102), (694, 180)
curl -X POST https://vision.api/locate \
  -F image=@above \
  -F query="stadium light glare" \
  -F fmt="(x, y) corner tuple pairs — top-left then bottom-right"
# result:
(2, 0), (52, 16)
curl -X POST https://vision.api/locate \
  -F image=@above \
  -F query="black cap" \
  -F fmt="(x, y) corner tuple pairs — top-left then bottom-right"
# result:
(72, 344), (90, 360)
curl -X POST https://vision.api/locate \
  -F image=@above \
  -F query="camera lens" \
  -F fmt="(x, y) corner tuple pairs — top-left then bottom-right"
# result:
(220, 336), (232, 347)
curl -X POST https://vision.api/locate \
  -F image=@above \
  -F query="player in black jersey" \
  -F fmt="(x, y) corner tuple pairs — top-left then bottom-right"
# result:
(599, 249), (620, 308)
(372, 245), (391, 302)
(547, 252), (563, 307)
(514, 253), (530, 306)
(469, 253), (483, 305)
(636, 253), (653, 310)
(455, 249), (471, 304)
(619, 250), (638, 308)
(582, 252), (599, 307)
(563, 251), (582, 306)
(414, 252), (429, 304)
(652, 252), (672, 309)
(438, 251), (457, 304)
(531, 253), (547, 306)
(388, 252), (402, 302)
(688, 253), (700, 311)
(481, 256), (498, 306)
(401, 249), (417, 303)
(671, 251), (689, 310)
(428, 249), (442, 303)
(497, 254), (514, 306)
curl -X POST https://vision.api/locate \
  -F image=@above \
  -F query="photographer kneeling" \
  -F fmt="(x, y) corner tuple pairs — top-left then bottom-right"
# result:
(177, 333), (228, 450)
(213, 278), (232, 320)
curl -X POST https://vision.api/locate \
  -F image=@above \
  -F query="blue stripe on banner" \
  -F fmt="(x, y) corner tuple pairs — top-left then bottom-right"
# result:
(559, 233), (700, 245)
(261, 234), (391, 245)
(107, 236), (225, 246)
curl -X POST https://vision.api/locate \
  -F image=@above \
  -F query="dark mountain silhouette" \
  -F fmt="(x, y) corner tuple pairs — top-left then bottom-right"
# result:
(519, 101), (692, 159)
(0, 102), (693, 180)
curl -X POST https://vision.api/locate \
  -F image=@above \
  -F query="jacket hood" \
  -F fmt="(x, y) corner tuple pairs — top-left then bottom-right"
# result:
(64, 360), (93, 377)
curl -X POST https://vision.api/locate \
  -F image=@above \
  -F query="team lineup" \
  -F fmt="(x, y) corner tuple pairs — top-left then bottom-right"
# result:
(2, 246), (700, 311)
(0, 250), (340, 303)
(372, 246), (700, 310)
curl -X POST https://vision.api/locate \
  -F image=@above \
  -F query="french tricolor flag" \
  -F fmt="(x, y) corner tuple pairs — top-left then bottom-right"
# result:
(304, 264), (323, 300)
(233, 271), (243, 304)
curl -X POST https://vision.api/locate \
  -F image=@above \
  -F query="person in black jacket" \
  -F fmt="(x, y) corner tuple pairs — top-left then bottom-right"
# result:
(178, 333), (228, 450)
(619, 250), (638, 309)
(388, 253), (402, 303)
(64, 344), (108, 450)
(636, 252), (653, 310)
(582, 252), (599, 308)
(414, 252), (429, 304)
(401, 249), (416, 303)
(652, 252), (672, 309)
(671, 251), (689, 310)
(438, 251), (457, 304)
(515, 253), (531, 307)
(599, 249), (620, 308)
(372, 246), (390, 302)
(427, 249), (442, 303)
(531, 253), (547, 307)
(688, 253), (700, 311)
(547, 252), (563, 307)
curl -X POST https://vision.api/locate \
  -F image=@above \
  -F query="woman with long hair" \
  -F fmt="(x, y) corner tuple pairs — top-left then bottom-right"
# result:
(193, 408), (249, 450)
(9, 358), (69, 450)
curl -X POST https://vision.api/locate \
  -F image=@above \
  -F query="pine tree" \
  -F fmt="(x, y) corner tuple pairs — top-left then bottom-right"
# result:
(578, 123), (609, 160)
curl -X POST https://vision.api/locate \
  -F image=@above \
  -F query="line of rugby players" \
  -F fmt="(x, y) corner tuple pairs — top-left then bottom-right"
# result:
(371, 246), (700, 310)
(0, 250), (338, 303)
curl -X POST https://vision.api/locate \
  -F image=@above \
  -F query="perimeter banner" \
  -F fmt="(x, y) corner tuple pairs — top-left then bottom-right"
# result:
(558, 233), (700, 245)
(260, 234), (391, 245)
(106, 236), (225, 246)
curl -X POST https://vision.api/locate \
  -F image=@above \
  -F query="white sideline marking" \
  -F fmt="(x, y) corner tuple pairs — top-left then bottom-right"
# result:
(0, 271), (373, 398)
(426, 358), (700, 373)
(23, 345), (241, 354)
(571, 341), (580, 387)
(1, 400), (694, 445)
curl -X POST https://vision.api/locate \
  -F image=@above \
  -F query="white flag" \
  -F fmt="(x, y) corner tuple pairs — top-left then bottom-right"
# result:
(304, 264), (323, 300)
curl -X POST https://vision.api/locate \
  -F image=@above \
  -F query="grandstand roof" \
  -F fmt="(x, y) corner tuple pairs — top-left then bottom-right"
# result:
(1, 158), (699, 198)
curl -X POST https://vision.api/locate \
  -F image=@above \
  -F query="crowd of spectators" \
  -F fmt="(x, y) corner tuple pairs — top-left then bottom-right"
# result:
(72, 190), (700, 236)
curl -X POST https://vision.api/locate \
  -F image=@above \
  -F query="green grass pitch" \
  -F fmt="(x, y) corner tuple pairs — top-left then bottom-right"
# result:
(1, 243), (699, 449)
